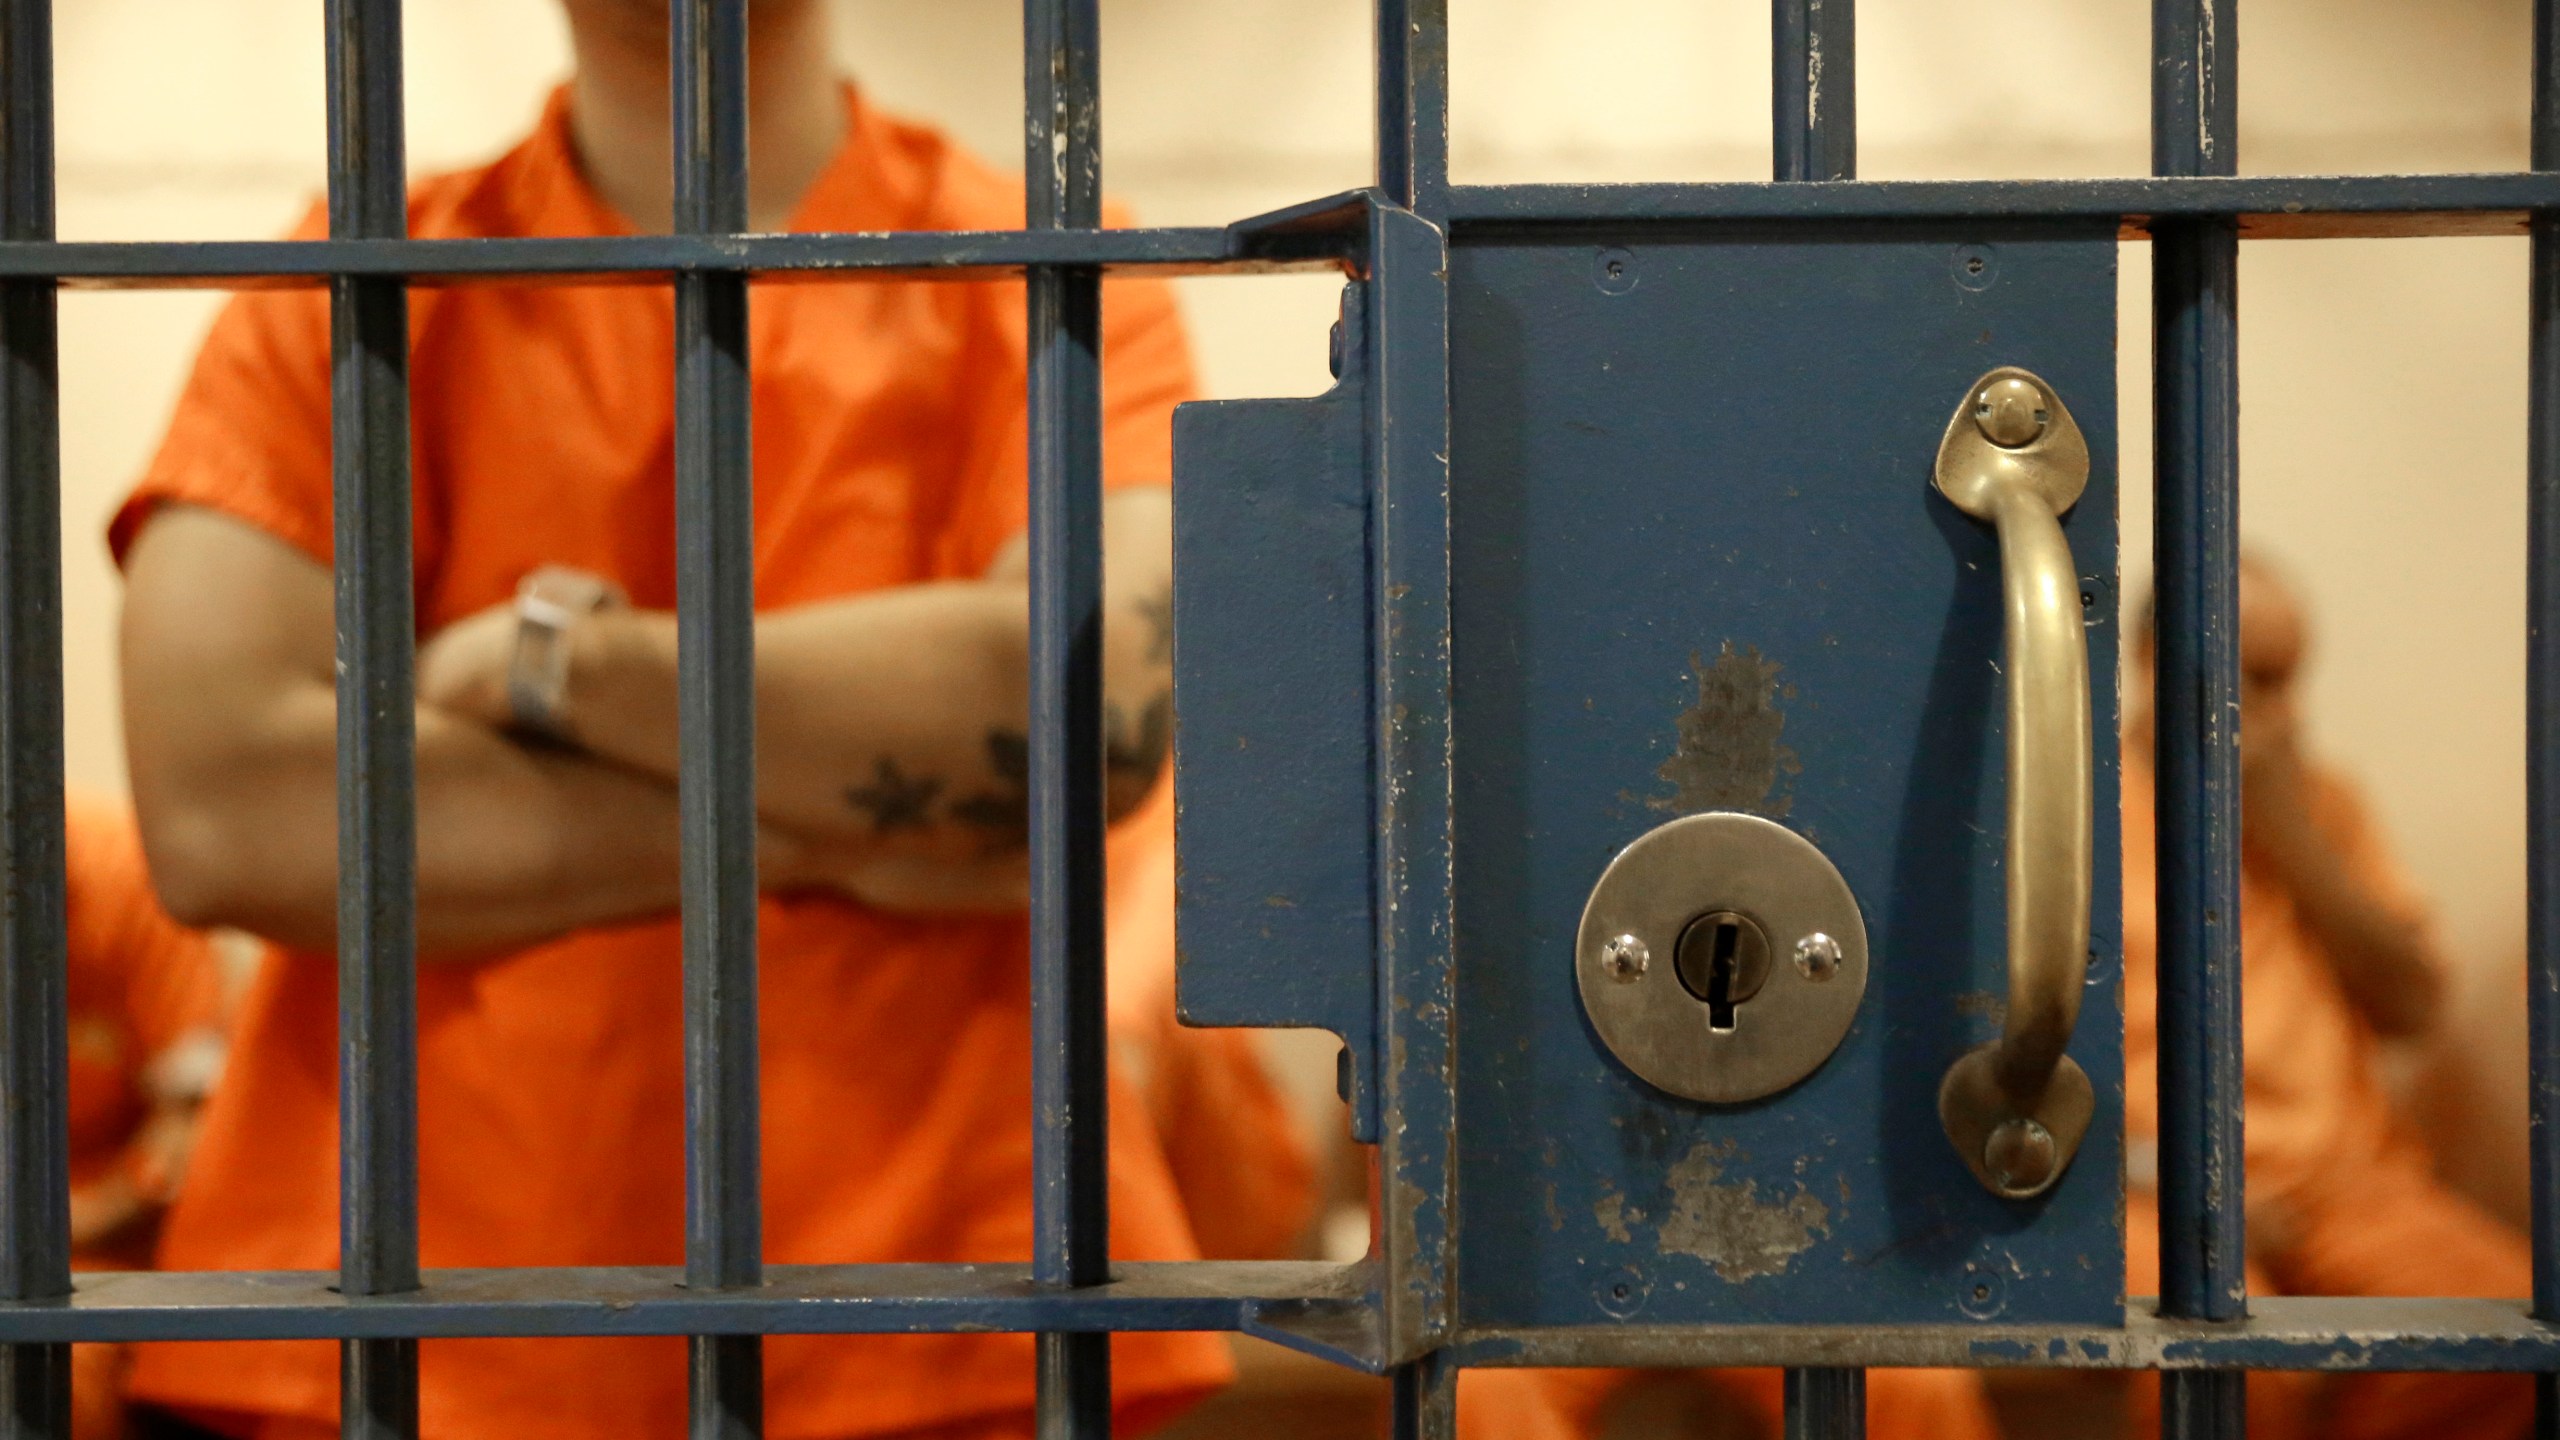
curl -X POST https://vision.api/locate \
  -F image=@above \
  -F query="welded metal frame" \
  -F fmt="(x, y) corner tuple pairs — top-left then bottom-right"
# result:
(0, 0), (2544, 1437)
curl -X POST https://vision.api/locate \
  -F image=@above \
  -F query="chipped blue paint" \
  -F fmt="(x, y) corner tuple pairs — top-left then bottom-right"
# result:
(1367, 204), (1461, 1364)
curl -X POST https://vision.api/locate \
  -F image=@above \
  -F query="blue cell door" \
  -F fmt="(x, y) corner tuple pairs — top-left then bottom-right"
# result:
(1443, 225), (2124, 1331)
(1173, 210), (2125, 1350)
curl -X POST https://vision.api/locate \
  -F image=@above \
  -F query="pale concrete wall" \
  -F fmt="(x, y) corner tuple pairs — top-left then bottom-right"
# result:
(49, 1), (2541, 1188)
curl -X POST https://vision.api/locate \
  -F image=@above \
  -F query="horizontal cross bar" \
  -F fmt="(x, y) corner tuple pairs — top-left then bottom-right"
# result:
(1453, 1297), (2560, 1373)
(0, 1262), (1362, 1344)
(5, 171), (2548, 292)
(1447, 172), (2560, 238)
(0, 226), (1350, 290)
(3, 1272), (2549, 1375)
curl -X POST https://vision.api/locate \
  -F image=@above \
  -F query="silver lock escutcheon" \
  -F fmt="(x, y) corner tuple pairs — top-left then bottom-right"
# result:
(1575, 812), (1868, 1104)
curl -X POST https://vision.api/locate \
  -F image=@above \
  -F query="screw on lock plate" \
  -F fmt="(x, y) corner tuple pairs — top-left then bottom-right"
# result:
(1575, 812), (1868, 1104)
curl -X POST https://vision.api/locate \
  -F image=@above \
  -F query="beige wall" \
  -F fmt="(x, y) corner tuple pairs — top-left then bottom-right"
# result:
(52, 1), (2541, 1172)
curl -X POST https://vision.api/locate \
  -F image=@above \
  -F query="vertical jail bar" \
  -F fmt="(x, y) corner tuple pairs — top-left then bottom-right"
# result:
(1024, 0), (1110, 1435)
(2528, 0), (2560, 1433)
(325, 1), (422, 1436)
(1771, 0), (1854, 182)
(1377, 0), (1450, 214)
(1390, 1352), (1458, 1440)
(2152, 0), (2246, 1433)
(670, 1), (762, 1436)
(1369, 0), (1459, 1386)
(1772, 2), (1865, 1426)
(0, 0), (67, 1432)
(1784, 1369), (1866, 1440)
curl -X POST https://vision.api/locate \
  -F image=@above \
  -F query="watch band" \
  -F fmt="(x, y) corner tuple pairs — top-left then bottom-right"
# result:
(506, 565), (620, 741)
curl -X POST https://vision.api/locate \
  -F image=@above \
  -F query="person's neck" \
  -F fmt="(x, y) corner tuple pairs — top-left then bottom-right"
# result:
(566, 5), (845, 233)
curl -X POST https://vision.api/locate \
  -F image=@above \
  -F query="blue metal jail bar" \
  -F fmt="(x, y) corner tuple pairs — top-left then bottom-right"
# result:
(2150, 0), (2248, 1437)
(2533, 0), (2560, 1437)
(1023, 0), (1114, 1433)
(324, 1), (423, 1438)
(1367, 208), (1459, 1432)
(0, 0), (66, 1432)
(1772, 1), (1861, 1432)
(0, 2), (2542, 1440)
(669, 2), (764, 1438)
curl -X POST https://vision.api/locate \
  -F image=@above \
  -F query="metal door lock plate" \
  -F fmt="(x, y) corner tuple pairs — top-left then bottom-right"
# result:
(1575, 812), (1868, 1103)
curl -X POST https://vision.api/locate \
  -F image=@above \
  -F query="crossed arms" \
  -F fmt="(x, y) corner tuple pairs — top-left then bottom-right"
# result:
(119, 491), (1173, 957)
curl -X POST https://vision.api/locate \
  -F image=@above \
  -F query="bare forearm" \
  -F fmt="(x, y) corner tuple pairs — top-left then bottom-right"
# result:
(407, 493), (1176, 912)
(123, 505), (751, 957)
(560, 507), (1172, 876)
(144, 689), (693, 957)
(568, 579), (1036, 845)
(412, 713), (696, 954)
(549, 583), (1170, 915)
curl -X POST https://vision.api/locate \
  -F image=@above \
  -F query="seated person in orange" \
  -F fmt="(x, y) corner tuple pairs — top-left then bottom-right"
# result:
(59, 791), (228, 1440)
(2123, 556), (2532, 1440)
(112, 2), (1233, 1436)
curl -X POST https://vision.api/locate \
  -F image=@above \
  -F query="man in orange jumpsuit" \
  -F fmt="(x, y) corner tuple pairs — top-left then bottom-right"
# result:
(112, 1), (1234, 1436)
(60, 791), (229, 1440)
(2124, 557), (2532, 1440)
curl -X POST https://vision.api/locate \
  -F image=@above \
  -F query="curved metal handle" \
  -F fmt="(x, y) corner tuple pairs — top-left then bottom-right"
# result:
(1932, 368), (2098, 1200)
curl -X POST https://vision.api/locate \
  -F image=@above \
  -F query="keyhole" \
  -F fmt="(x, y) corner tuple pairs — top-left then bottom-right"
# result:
(1705, 922), (1743, 1030)
(1675, 910), (1771, 1032)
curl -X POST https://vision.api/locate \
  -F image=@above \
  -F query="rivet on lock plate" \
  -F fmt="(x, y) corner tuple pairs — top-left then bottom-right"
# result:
(1575, 813), (1868, 1104)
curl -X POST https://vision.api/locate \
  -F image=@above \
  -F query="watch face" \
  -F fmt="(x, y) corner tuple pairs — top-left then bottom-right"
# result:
(520, 565), (617, 622)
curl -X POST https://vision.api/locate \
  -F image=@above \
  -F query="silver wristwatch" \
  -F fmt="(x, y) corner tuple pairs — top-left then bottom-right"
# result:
(505, 565), (621, 742)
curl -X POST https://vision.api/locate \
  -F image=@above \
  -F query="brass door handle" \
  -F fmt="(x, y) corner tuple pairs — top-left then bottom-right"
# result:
(1931, 367), (2097, 1200)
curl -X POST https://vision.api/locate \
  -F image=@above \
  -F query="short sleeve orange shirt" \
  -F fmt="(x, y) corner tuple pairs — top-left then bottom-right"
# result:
(115, 87), (1225, 1439)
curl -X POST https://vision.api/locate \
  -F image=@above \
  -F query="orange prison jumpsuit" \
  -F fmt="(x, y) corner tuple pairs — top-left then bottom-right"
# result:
(2126, 747), (2533, 1440)
(115, 86), (1227, 1440)
(61, 792), (229, 1440)
(1104, 795), (1319, 1263)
